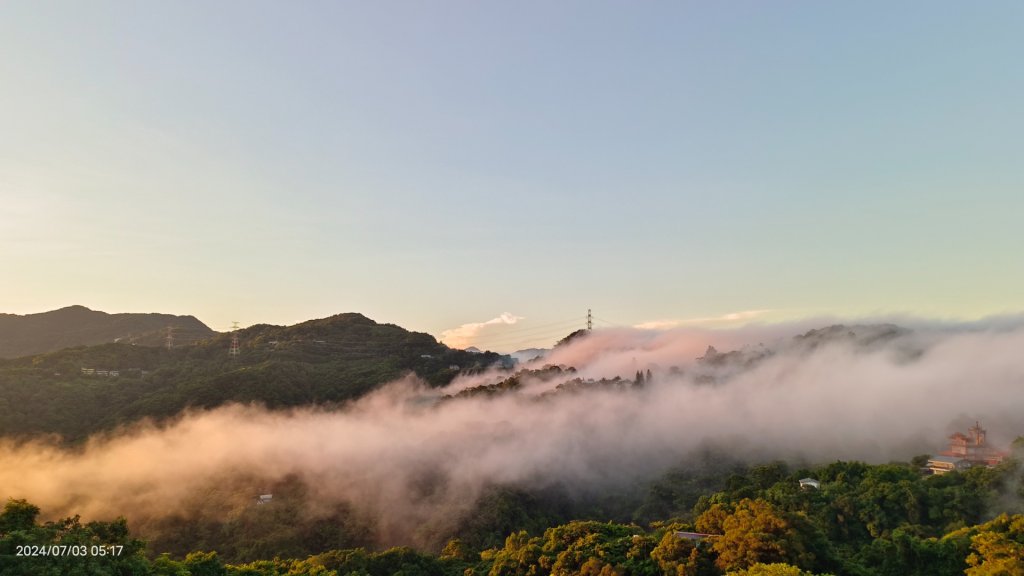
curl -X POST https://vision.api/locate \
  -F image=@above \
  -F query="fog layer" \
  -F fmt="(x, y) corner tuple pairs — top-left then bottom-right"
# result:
(2, 321), (1023, 546)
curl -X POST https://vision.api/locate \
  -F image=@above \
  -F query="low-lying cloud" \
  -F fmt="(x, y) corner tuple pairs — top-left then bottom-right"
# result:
(3, 318), (1024, 548)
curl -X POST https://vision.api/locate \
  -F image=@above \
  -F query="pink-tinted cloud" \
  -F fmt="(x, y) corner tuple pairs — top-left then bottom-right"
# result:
(634, 309), (775, 330)
(439, 312), (523, 348)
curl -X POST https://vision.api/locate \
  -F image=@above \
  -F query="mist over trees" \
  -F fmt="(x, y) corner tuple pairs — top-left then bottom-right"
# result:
(4, 454), (1024, 574)
(4, 317), (1024, 574)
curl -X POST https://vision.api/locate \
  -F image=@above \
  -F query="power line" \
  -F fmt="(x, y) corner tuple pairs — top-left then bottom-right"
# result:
(472, 324), (583, 344)
(466, 320), (583, 343)
(470, 330), (579, 349)
(470, 330), (580, 350)
(469, 317), (585, 337)
(473, 311), (597, 349)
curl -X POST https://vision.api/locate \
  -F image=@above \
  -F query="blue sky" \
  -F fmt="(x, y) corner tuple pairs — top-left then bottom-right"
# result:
(2, 1), (1023, 350)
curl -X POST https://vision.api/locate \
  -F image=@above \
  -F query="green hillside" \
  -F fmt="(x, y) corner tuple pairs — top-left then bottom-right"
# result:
(0, 312), (508, 441)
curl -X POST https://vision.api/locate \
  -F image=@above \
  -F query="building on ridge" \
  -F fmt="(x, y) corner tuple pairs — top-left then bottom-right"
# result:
(926, 421), (1005, 475)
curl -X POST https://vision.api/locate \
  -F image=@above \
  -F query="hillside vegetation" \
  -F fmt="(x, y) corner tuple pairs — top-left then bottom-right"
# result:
(4, 454), (1024, 575)
(0, 312), (507, 441)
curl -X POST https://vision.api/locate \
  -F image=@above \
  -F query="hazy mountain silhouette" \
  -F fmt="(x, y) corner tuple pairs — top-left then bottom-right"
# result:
(0, 305), (215, 358)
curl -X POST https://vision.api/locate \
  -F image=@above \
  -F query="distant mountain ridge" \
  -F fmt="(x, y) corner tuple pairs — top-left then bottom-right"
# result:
(509, 347), (549, 364)
(0, 311), (510, 441)
(0, 305), (215, 358)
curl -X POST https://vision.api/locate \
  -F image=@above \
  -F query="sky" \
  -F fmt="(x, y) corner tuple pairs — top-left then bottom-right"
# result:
(2, 1), (1023, 350)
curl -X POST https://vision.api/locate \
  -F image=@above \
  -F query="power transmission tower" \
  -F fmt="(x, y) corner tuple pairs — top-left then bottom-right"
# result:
(587, 309), (593, 331)
(165, 326), (174, 350)
(229, 321), (240, 357)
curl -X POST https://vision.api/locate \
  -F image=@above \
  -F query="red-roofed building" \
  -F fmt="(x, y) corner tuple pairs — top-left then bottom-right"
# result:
(929, 422), (1006, 474)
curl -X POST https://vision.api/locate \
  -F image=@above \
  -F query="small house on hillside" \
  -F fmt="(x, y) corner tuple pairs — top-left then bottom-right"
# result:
(673, 532), (719, 548)
(799, 478), (821, 490)
(674, 532), (716, 542)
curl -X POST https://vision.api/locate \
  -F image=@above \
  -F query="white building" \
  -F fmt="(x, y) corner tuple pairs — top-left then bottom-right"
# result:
(799, 478), (821, 490)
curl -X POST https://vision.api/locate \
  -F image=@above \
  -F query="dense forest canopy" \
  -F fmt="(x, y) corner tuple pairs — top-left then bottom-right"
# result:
(4, 454), (1024, 575)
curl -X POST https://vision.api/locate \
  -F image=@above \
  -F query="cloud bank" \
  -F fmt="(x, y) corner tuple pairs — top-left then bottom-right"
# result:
(2, 319), (1024, 548)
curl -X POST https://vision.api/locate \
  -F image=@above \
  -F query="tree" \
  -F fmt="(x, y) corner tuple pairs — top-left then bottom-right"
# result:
(858, 527), (963, 576)
(650, 530), (706, 575)
(487, 531), (541, 576)
(965, 514), (1024, 575)
(152, 553), (191, 576)
(440, 538), (471, 562)
(186, 550), (228, 576)
(707, 499), (813, 573)
(0, 499), (39, 533)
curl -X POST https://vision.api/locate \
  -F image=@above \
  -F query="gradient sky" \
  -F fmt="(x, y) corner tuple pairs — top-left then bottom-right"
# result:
(2, 1), (1023, 350)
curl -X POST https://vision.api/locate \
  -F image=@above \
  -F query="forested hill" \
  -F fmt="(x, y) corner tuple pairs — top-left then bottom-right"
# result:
(0, 305), (214, 358)
(0, 312), (509, 441)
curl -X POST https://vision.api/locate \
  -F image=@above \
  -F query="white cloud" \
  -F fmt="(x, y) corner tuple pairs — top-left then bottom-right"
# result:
(439, 312), (524, 348)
